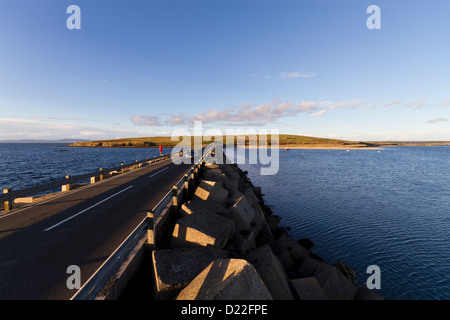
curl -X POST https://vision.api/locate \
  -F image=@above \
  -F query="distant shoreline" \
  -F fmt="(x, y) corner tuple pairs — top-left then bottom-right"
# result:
(54, 134), (450, 150)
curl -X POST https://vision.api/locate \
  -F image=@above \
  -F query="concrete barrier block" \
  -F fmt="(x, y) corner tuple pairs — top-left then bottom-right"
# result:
(334, 261), (357, 283)
(201, 167), (225, 183)
(291, 277), (328, 300)
(14, 197), (35, 204)
(275, 249), (296, 274)
(170, 210), (235, 249)
(229, 230), (256, 256)
(255, 223), (275, 247)
(227, 195), (255, 233)
(220, 164), (242, 182)
(251, 204), (268, 235)
(193, 180), (229, 205)
(315, 266), (358, 300)
(244, 187), (260, 206)
(296, 257), (333, 279)
(245, 244), (294, 300)
(354, 283), (384, 300)
(251, 186), (262, 198)
(277, 233), (310, 263)
(266, 215), (282, 235)
(152, 248), (228, 300)
(176, 259), (273, 300)
(181, 199), (230, 219)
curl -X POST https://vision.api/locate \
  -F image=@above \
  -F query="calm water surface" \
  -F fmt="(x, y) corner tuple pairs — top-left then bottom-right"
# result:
(236, 146), (450, 300)
(0, 143), (163, 191)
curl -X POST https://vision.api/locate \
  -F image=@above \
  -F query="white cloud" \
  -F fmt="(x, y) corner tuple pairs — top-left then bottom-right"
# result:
(130, 114), (162, 126)
(0, 117), (151, 141)
(279, 72), (317, 79)
(130, 100), (321, 127)
(439, 99), (450, 107)
(405, 98), (427, 109)
(385, 100), (402, 107)
(426, 118), (448, 124)
(311, 109), (327, 117)
(328, 98), (364, 110)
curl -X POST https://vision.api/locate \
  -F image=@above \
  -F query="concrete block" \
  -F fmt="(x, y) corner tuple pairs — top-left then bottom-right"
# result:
(354, 283), (384, 300)
(152, 248), (228, 300)
(176, 259), (272, 300)
(250, 204), (267, 236)
(266, 215), (282, 235)
(255, 223), (275, 247)
(245, 244), (294, 300)
(229, 230), (256, 256)
(201, 167), (225, 183)
(220, 164), (241, 183)
(296, 257), (333, 279)
(244, 187), (260, 206)
(277, 233), (310, 263)
(170, 210), (235, 249)
(227, 195), (255, 233)
(334, 261), (357, 283)
(14, 197), (35, 204)
(275, 249), (295, 274)
(193, 180), (229, 206)
(180, 199), (230, 219)
(315, 266), (358, 300)
(297, 238), (315, 250)
(291, 277), (328, 300)
(251, 186), (262, 198)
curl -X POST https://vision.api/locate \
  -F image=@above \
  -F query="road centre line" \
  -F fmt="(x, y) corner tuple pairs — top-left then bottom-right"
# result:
(149, 166), (169, 178)
(44, 185), (134, 232)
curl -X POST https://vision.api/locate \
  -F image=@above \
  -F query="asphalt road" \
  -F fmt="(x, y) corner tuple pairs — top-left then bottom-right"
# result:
(0, 158), (191, 300)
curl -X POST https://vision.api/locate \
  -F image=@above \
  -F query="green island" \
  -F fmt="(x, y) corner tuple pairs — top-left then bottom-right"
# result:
(68, 135), (450, 149)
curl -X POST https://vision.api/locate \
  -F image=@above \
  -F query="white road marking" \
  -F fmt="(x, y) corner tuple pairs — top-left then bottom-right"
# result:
(44, 185), (134, 232)
(149, 166), (169, 178)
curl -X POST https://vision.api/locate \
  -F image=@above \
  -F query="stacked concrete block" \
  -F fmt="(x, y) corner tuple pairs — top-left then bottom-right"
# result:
(150, 155), (383, 300)
(176, 259), (273, 300)
(152, 247), (229, 300)
(170, 209), (235, 249)
(245, 244), (294, 300)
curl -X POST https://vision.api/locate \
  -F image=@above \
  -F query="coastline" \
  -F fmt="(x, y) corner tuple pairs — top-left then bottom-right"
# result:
(278, 146), (384, 150)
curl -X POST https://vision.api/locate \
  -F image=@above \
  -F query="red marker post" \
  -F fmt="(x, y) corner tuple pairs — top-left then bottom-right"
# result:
(159, 145), (162, 155)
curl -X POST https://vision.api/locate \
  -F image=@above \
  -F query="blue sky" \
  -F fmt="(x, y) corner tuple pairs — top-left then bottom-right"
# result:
(1, 0), (450, 141)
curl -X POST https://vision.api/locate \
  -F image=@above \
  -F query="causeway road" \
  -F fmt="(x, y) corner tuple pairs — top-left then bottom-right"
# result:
(0, 158), (190, 300)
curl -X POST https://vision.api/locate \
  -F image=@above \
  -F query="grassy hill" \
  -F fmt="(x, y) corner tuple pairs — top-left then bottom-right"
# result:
(68, 134), (383, 149)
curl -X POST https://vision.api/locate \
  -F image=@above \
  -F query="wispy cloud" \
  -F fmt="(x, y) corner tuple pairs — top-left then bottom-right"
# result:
(0, 117), (146, 140)
(328, 98), (364, 110)
(426, 118), (448, 124)
(439, 99), (450, 107)
(385, 100), (402, 107)
(405, 98), (427, 109)
(279, 72), (317, 79)
(34, 115), (100, 122)
(131, 100), (321, 127)
(311, 109), (327, 117)
(130, 114), (162, 126)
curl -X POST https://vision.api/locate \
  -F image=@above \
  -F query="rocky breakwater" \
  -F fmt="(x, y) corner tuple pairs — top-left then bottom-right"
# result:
(151, 160), (383, 300)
